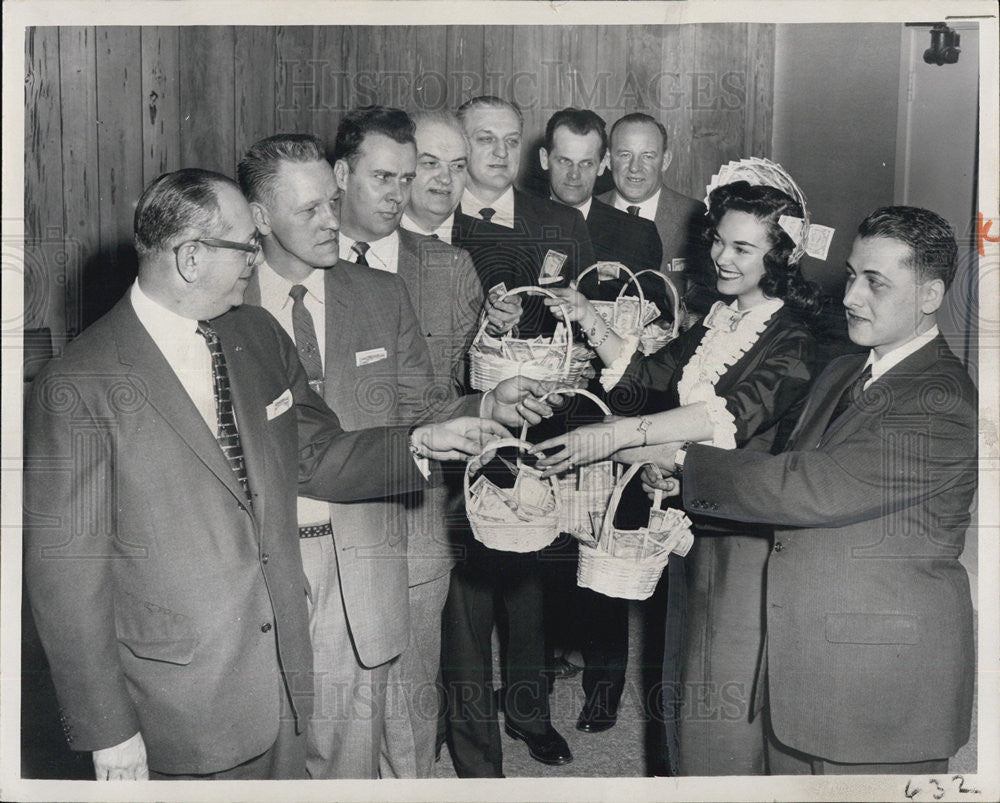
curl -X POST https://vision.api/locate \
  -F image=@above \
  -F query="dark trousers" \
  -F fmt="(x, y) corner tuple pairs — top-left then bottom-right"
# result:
(579, 590), (629, 703)
(441, 538), (550, 778)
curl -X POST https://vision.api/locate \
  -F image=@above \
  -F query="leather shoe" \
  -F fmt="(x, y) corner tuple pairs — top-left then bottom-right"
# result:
(576, 689), (620, 733)
(503, 722), (573, 766)
(549, 655), (582, 679)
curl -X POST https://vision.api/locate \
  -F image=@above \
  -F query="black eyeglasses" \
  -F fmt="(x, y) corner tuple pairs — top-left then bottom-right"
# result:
(174, 236), (262, 268)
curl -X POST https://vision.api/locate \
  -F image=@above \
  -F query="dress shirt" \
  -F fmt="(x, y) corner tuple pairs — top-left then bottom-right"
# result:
(461, 185), (516, 228)
(611, 187), (661, 221)
(255, 260), (331, 526)
(400, 212), (455, 244)
(256, 259), (327, 374)
(553, 195), (593, 220)
(339, 230), (400, 273)
(864, 325), (940, 388)
(130, 281), (215, 432)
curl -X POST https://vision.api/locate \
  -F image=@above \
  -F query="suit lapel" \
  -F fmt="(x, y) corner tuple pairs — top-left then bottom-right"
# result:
(395, 231), (421, 311)
(784, 354), (865, 451)
(323, 261), (352, 399)
(113, 299), (251, 509)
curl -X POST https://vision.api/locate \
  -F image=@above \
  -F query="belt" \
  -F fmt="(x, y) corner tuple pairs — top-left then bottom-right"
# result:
(298, 522), (333, 539)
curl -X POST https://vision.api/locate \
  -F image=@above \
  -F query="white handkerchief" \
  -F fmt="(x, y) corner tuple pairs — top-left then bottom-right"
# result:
(356, 347), (388, 366)
(266, 388), (293, 420)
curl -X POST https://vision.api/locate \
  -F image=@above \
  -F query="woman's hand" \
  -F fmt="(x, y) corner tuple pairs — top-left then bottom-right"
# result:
(531, 417), (637, 477)
(543, 287), (597, 329)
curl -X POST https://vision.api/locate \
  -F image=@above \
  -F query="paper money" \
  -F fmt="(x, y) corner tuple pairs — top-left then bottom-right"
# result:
(487, 281), (508, 301)
(578, 462), (614, 493)
(590, 300), (617, 328)
(513, 466), (552, 510)
(614, 297), (641, 332)
(804, 223), (835, 260)
(539, 250), (568, 285)
(594, 261), (623, 281)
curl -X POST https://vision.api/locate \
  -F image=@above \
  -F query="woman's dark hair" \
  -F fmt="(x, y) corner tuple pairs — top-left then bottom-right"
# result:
(705, 180), (822, 316)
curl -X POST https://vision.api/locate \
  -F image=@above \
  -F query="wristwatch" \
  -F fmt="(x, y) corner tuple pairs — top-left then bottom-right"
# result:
(636, 416), (652, 446)
(673, 441), (694, 477)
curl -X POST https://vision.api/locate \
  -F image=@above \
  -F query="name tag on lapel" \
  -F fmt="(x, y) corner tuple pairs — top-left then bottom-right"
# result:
(266, 388), (293, 420)
(356, 347), (387, 367)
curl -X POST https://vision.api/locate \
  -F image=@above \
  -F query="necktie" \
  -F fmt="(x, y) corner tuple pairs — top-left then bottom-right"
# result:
(196, 321), (252, 506)
(627, 205), (641, 216)
(429, 233), (439, 239)
(825, 363), (873, 432)
(289, 284), (324, 396)
(352, 241), (370, 266)
(479, 207), (496, 222)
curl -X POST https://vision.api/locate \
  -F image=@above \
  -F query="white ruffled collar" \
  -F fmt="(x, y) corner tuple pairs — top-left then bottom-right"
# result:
(677, 298), (784, 405)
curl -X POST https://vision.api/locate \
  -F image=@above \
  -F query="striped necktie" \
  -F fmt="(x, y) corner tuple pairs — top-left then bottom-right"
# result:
(289, 284), (324, 396)
(352, 241), (370, 266)
(196, 321), (252, 506)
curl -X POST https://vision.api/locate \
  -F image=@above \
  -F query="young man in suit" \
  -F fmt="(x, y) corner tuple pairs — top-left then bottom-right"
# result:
(453, 95), (595, 338)
(239, 129), (549, 779)
(598, 113), (707, 306)
(632, 206), (977, 774)
(23, 169), (506, 781)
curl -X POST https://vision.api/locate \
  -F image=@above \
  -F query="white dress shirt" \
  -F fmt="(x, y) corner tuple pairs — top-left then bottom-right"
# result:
(130, 281), (215, 432)
(461, 185), (516, 228)
(256, 260), (331, 526)
(339, 230), (400, 274)
(864, 325), (940, 388)
(400, 212), (455, 244)
(611, 187), (661, 221)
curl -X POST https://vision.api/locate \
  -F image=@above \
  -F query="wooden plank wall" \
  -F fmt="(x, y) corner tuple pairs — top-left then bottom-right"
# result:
(24, 24), (775, 343)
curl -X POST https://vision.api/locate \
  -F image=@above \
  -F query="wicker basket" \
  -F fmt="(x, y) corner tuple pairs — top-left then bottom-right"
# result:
(576, 462), (673, 600)
(573, 262), (659, 341)
(518, 387), (621, 542)
(632, 269), (682, 355)
(468, 285), (586, 391)
(464, 437), (560, 553)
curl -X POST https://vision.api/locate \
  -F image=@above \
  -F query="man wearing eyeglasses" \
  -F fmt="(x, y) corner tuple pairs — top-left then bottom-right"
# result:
(23, 168), (510, 781)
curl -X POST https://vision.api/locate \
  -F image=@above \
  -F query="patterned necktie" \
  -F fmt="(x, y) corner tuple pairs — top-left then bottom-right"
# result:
(627, 205), (641, 216)
(352, 241), (370, 266)
(825, 363), (873, 432)
(196, 321), (252, 506)
(289, 284), (324, 396)
(479, 207), (496, 222)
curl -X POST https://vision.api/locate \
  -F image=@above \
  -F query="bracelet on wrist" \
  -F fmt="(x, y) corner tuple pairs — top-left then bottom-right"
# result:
(636, 416), (652, 447)
(586, 316), (611, 350)
(409, 431), (425, 459)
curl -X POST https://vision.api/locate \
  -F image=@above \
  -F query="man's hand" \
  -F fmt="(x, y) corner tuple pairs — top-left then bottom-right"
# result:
(639, 462), (681, 500)
(484, 290), (522, 336)
(93, 731), (148, 780)
(412, 417), (511, 462)
(483, 376), (564, 429)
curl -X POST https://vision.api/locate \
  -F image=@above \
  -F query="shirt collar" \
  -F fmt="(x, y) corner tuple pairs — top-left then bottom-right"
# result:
(611, 187), (661, 220)
(865, 325), (939, 383)
(400, 211), (454, 244)
(130, 280), (200, 343)
(462, 185), (515, 228)
(257, 258), (325, 309)
(553, 195), (592, 220)
(339, 229), (400, 273)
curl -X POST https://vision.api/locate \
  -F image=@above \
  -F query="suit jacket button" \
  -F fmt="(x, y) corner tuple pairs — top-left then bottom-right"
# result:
(261, 622), (272, 633)
(261, 553), (269, 564)
(710, 502), (719, 511)
(774, 541), (784, 552)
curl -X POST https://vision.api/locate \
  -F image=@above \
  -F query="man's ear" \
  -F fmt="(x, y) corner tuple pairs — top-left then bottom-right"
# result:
(539, 147), (550, 172)
(661, 149), (673, 173)
(919, 277), (946, 315)
(334, 159), (350, 191)
(250, 201), (271, 236)
(174, 241), (200, 284)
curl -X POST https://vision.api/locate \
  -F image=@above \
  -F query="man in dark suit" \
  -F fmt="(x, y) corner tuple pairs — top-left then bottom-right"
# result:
(636, 206), (977, 774)
(453, 95), (595, 338)
(22, 169), (506, 780)
(441, 95), (592, 776)
(537, 107), (669, 735)
(597, 112), (708, 308)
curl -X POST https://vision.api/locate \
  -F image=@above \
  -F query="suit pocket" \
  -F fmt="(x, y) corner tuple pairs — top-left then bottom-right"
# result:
(825, 613), (919, 645)
(115, 591), (200, 665)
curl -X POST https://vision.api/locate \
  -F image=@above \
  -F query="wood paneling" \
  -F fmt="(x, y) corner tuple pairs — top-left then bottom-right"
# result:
(24, 23), (776, 339)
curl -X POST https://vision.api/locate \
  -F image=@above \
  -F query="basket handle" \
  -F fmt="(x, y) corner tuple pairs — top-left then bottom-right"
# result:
(632, 269), (681, 340)
(600, 460), (667, 542)
(516, 388), (622, 480)
(472, 284), (575, 380)
(462, 436), (560, 507)
(575, 262), (647, 325)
